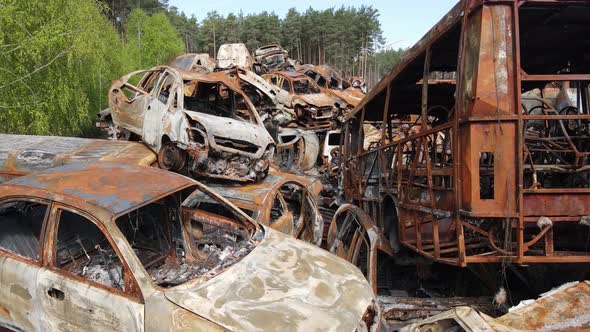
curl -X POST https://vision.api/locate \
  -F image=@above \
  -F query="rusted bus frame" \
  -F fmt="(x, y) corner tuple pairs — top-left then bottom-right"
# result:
(343, 119), (458, 263)
(343, 0), (590, 267)
(345, 1), (464, 122)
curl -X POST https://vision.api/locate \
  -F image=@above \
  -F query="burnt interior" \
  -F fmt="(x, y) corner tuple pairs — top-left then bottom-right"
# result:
(0, 201), (46, 261)
(519, 3), (590, 75)
(52, 188), (257, 290)
(183, 81), (253, 123)
(520, 3), (590, 189)
(57, 210), (125, 290)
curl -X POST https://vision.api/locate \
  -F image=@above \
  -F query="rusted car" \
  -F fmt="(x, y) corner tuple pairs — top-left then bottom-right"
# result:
(263, 71), (340, 130)
(101, 66), (275, 182)
(0, 162), (381, 331)
(0, 134), (157, 183)
(171, 53), (215, 73)
(327, 204), (394, 294)
(194, 167), (324, 246)
(298, 64), (365, 110)
(253, 44), (294, 73)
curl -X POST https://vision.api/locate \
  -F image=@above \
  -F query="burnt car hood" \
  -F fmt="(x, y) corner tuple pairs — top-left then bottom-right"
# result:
(297, 93), (335, 108)
(164, 227), (374, 331)
(183, 111), (274, 158)
(332, 88), (364, 106)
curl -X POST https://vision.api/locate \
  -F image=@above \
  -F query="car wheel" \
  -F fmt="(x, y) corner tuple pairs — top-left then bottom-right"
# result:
(158, 142), (186, 172)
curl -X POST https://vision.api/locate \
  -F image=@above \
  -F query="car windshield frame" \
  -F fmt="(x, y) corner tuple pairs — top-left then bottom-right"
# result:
(111, 181), (261, 291)
(293, 77), (321, 95)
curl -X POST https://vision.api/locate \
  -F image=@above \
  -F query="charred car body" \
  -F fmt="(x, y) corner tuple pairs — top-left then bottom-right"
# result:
(263, 71), (341, 131)
(191, 167), (325, 246)
(100, 66), (275, 182)
(221, 68), (321, 173)
(253, 44), (295, 74)
(0, 162), (381, 331)
(297, 64), (366, 111)
(216, 43), (253, 70)
(171, 53), (216, 73)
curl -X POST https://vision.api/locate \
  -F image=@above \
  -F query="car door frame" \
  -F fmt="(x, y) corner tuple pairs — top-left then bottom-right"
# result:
(0, 196), (50, 332)
(142, 69), (183, 150)
(36, 202), (145, 331)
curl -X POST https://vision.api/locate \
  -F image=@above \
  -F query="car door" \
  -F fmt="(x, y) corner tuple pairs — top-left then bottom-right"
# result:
(110, 70), (159, 135)
(143, 71), (177, 150)
(0, 198), (49, 332)
(279, 183), (323, 245)
(36, 204), (144, 331)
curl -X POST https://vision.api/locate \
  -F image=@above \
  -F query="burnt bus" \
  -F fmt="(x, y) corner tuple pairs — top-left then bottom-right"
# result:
(341, 0), (590, 266)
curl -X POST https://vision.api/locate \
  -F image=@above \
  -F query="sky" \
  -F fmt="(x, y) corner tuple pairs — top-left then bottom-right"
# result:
(167, 0), (459, 49)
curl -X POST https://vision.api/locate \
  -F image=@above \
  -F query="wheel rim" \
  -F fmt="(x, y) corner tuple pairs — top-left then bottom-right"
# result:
(158, 143), (185, 171)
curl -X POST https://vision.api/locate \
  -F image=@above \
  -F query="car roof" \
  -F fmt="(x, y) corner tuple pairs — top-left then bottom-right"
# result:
(4, 162), (195, 215)
(275, 71), (307, 79)
(0, 134), (156, 175)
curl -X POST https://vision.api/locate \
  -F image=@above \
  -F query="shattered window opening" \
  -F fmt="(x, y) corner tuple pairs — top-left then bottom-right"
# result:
(281, 78), (291, 93)
(184, 81), (255, 124)
(270, 194), (286, 224)
(293, 78), (321, 95)
(112, 187), (258, 289)
(56, 210), (124, 291)
(0, 200), (47, 261)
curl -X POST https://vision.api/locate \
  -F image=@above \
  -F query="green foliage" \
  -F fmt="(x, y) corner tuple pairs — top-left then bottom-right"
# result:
(0, 0), (183, 136)
(125, 9), (184, 68)
(0, 0), (128, 136)
(0, 0), (393, 136)
(375, 48), (406, 78)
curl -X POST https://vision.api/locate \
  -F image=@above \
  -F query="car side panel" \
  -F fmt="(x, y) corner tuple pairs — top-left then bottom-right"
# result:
(36, 269), (144, 332)
(0, 256), (41, 331)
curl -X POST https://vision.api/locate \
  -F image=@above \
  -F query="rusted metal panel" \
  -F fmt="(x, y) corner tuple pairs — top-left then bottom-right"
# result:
(400, 281), (590, 331)
(4, 163), (194, 215)
(164, 228), (379, 332)
(0, 134), (156, 179)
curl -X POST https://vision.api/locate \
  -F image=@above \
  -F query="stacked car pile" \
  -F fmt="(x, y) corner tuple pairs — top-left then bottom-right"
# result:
(98, 43), (366, 180)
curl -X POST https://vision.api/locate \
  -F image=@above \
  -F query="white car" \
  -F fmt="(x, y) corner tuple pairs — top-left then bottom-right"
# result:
(102, 66), (275, 182)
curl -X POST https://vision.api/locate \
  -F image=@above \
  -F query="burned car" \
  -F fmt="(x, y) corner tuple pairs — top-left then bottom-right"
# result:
(101, 66), (275, 182)
(298, 64), (365, 110)
(216, 43), (253, 70)
(263, 71), (340, 130)
(0, 163), (381, 331)
(0, 134), (157, 184)
(194, 167), (325, 246)
(253, 44), (295, 73)
(327, 204), (394, 294)
(171, 53), (216, 73)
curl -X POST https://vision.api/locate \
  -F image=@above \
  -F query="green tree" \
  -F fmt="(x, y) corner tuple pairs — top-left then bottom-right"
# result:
(125, 8), (184, 68)
(0, 0), (129, 136)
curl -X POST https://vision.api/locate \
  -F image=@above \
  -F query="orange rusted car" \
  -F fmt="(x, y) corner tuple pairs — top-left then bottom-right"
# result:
(191, 167), (324, 246)
(0, 162), (381, 331)
(297, 64), (365, 110)
(263, 71), (340, 130)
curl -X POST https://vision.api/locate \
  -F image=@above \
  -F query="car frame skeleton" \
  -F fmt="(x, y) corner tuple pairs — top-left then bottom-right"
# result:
(102, 66), (275, 182)
(0, 162), (381, 331)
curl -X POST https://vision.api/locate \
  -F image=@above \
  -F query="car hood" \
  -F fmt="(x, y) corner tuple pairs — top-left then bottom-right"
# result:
(333, 89), (364, 107)
(164, 227), (374, 332)
(297, 93), (335, 108)
(183, 111), (275, 157)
